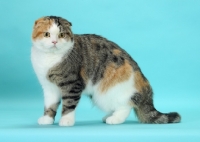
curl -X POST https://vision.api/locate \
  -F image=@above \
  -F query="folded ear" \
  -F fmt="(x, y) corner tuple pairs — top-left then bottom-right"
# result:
(64, 21), (72, 27)
(69, 22), (72, 26)
(33, 17), (44, 29)
(58, 17), (72, 27)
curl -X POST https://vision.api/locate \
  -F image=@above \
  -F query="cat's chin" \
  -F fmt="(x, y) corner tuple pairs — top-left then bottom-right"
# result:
(33, 46), (55, 53)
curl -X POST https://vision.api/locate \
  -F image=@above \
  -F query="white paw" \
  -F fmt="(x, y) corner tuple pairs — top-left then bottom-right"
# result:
(59, 111), (75, 127)
(38, 115), (54, 125)
(106, 115), (125, 125)
(59, 117), (75, 126)
(102, 114), (112, 123)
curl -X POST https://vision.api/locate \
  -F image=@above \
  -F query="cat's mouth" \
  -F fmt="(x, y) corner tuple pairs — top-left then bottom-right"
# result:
(51, 45), (58, 48)
(48, 45), (58, 51)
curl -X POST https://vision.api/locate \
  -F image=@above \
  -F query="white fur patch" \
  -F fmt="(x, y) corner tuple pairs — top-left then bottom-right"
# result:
(105, 107), (131, 124)
(83, 74), (136, 113)
(82, 80), (94, 96)
(38, 115), (54, 125)
(59, 111), (75, 126)
(31, 47), (62, 108)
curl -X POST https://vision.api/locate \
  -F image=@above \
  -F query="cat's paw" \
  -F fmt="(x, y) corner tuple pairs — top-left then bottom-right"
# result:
(59, 111), (75, 127)
(38, 115), (54, 125)
(102, 114), (112, 123)
(106, 115), (125, 125)
(59, 116), (75, 127)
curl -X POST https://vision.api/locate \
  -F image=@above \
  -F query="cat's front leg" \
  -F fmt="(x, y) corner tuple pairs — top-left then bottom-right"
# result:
(38, 85), (61, 125)
(58, 80), (84, 127)
(59, 92), (82, 127)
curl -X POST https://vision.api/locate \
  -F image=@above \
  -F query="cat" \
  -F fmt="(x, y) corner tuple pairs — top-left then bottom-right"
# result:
(31, 16), (181, 126)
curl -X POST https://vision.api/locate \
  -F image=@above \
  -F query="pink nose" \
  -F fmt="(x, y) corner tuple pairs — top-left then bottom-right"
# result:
(52, 41), (57, 44)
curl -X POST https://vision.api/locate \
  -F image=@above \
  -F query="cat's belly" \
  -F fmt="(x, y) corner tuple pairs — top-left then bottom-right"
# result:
(83, 74), (136, 112)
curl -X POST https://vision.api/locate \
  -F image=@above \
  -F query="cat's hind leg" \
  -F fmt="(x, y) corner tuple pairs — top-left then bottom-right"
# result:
(102, 112), (113, 123)
(105, 107), (132, 125)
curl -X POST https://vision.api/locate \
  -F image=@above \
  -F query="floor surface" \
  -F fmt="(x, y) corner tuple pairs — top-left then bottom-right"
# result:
(0, 95), (199, 142)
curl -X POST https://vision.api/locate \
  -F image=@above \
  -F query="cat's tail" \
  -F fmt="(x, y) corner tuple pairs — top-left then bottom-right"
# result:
(134, 107), (181, 124)
(131, 93), (181, 124)
(131, 69), (181, 124)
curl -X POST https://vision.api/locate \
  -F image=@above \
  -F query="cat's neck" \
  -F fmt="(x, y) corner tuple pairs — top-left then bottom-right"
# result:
(32, 46), (71, 57)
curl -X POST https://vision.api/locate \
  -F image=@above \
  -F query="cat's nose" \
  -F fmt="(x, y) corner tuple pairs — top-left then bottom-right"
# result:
(52, 41), (57, 44)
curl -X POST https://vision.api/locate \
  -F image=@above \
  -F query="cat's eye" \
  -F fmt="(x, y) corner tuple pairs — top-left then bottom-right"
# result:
(43, 32), (50, 37)
(58, 33), (66, 38)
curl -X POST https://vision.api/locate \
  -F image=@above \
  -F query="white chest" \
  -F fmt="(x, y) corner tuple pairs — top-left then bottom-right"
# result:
(31, 47), (64, 85)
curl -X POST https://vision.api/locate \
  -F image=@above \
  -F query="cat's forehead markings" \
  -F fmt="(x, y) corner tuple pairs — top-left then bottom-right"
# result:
(37, 18), (54, 31)
(49, 23), (60, 34)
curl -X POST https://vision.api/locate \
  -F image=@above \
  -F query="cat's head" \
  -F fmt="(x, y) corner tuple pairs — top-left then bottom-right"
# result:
(32, 16), (73, 53)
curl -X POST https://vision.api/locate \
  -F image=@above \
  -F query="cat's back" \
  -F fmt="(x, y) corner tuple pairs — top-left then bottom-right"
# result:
(74, 34), (121, 51)
(74, 34), (136, 60)
(73, 34), (139, 72)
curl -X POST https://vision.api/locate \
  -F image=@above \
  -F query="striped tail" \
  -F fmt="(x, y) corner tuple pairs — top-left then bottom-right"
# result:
(134, 106), (181, 124)
(131, 93), (181, 124)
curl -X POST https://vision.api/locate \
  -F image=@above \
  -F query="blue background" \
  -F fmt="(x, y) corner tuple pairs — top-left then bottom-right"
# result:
(0, 0), (200, 141)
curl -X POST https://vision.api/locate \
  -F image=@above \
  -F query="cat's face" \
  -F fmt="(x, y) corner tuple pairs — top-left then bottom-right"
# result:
(32, 16), (73, 53)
